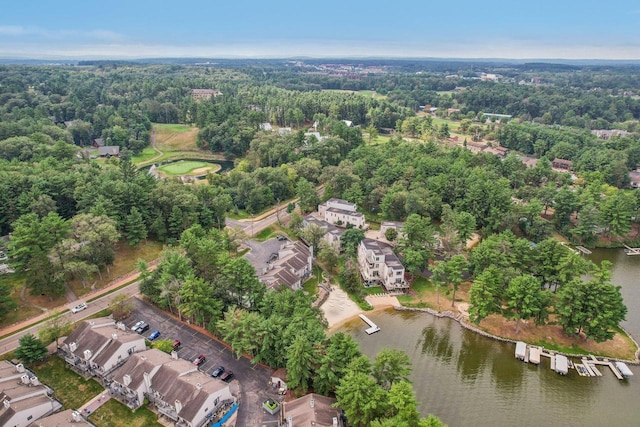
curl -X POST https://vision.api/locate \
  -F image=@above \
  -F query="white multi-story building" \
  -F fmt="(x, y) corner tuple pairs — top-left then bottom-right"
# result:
(318, 198), (367, 229)
(110, 349), (234, 427)
(60, 318), (146, 379)
(0, 361), (62, 427)
(357, 239), (407, 292)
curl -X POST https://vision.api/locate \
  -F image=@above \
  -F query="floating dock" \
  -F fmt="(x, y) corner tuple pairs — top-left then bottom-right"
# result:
(514, 344), (633, 381)
(555, 355), (569, 375)
(528, 347), (541, 365)
(515, 341), (527, 360)
(624, 245), (640, 256)
(358, 314), (380, 335)
(615, 362), (634, 378)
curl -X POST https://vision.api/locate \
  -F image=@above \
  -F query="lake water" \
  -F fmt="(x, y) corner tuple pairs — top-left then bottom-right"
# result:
(339, 249), (640, 427)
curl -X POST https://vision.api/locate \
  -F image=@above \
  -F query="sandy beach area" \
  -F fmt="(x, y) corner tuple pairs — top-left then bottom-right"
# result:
(321, 286), (400, 330)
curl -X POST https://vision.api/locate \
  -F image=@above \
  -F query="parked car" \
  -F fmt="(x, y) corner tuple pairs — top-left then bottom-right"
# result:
(193, 354), (206, 366)
(276, 234), (288, 241)
(211, 366), (225, 378)
(131, 320), (144, 331)
(135, 322), (150, 334)
(219, 371), (234, 382)
(172, 339), (181, 351)
(148, 330), (161, 341)
(71, 302), (88, 314)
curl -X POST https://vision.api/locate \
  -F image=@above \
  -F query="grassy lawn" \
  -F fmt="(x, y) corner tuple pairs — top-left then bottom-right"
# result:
(431, 116), (461, 131)
(130, 146), (158, 164)
(67, 240), (163, 298)
(157, 160), (209, 175)
(254, 227), (275, 241)
(363, 286), (383, 295)
(89, 399), (163, 427)
(302, 278), (319, 298)
(367, 134), (392, 144)
(134, 123), (229, 168)
(30, 357), (103, 409)
(154, 123), (194, 133)
(0, 272), (45, 329)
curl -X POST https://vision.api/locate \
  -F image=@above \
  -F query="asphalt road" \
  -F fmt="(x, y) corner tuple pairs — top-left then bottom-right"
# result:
(129, 298), (282, 427)
(0, 281), (141, 356)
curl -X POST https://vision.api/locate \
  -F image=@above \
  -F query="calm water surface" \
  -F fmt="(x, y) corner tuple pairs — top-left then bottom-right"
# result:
(339, 249), (640, 427)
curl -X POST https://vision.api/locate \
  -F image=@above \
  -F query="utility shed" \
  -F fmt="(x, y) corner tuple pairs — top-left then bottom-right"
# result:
(515, 342), (527, 360)
(555, 355), (569, 375)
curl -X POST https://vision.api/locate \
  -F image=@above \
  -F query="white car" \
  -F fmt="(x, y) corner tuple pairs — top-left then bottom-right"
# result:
(71, 302), (88, 313)
(131, 320), (145, 331)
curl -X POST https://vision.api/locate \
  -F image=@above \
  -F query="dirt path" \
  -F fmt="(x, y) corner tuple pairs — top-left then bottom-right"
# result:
(144, 128), (164, 165)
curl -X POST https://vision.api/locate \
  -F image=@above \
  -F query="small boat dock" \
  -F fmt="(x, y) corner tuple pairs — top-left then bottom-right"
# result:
(359, 314), (380, 335)
(575, 245), (592, 255)
(624, 245), (640, 256)
(514, 342), (633, 380)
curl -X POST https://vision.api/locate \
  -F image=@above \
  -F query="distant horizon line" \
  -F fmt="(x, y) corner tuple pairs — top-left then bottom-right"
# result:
(2, 56), (640, 65)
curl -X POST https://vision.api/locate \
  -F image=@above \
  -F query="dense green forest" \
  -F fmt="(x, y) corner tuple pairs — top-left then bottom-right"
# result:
(1, 61), (638, 424)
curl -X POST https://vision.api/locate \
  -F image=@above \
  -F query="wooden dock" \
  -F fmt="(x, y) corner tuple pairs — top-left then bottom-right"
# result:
(358, 314), (380, 335)
(624, 245), (640, 256)
(575, 245), (592, 255)
(583, 355), (624, 380)
(514, 344), (632, 380)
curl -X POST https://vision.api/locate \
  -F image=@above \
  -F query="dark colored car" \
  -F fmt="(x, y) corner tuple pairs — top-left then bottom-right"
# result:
(211, 366), (225, 378)
(172, 340), (181, 351)
(219, 371), (234, 382)
(135, 322), (150, 334)
(276, 234), (288, 241)
(148, 330), (161, 341)
(193, 355), (206, 366)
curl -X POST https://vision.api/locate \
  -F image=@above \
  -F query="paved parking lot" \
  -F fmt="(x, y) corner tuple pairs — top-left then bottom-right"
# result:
(129, 298), (283, 426)
(244, 238), (284, 272)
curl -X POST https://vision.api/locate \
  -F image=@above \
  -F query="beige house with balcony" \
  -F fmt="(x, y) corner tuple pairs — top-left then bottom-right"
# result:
(357, 239), (407, 292)
(0, 361), (62, 427)
(60, 318), (146, 379)
(109, 349), (234, 427)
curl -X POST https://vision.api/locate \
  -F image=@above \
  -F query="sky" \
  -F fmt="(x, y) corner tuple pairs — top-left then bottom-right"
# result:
(1, 0), (639, 60)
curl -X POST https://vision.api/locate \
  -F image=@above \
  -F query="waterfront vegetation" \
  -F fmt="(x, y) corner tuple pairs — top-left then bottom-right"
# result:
(3, 60), (640, 425)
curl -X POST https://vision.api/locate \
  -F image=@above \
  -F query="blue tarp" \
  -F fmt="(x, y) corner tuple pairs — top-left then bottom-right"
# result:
(211, 403), (239, 427)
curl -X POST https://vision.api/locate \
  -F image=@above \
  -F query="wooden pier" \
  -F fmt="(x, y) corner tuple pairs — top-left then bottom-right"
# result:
(358, 314), (380, 335)
(624, 245), (640, 256)
(514, 343), (633, 380)
(575, 245), (592, 255)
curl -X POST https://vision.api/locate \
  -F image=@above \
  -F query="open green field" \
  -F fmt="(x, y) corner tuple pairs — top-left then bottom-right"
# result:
(156, 123), (194, 133)
(135, 123), (226, 168)
(130, 146), (158, 164)
(158, 160), (209, 175)
(322, 89), (387, 100)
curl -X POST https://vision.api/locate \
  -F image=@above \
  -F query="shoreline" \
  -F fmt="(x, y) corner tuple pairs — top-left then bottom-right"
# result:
(325, 297), (640, 365)
(393, 305), (640, 365)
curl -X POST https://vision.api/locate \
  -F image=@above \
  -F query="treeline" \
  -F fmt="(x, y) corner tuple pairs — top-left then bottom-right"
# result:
(497, 122), (640, 188)
(139, 224), (443, 426)
(466, 233), (626, 342)
(315, 141), (639, 244)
